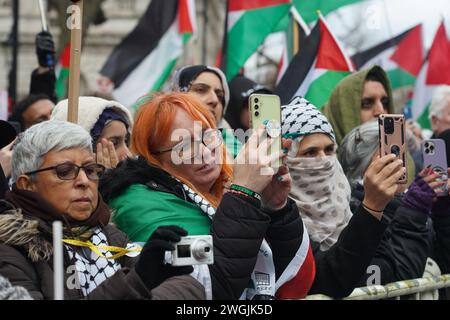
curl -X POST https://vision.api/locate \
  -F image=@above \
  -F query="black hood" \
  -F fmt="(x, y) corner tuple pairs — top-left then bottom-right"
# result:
(225, 75), (271, 131)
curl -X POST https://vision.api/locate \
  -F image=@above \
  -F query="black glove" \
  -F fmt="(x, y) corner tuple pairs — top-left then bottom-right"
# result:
(35, 31), (55, 68)
(135, 225), (194, 291)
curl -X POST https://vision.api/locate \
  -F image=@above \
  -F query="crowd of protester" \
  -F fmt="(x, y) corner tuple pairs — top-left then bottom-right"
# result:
(0, 30), (449, 300)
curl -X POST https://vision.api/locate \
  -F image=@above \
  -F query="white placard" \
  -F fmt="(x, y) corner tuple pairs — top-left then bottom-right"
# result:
(0, 90), (8, 121)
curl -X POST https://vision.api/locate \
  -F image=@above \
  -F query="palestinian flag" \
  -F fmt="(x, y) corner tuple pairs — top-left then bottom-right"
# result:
(276, 7), (310, 84)
(55, 43), (71, 101)
(221, 0), (291, 80)
(100, 0), (196, 109)
(275, 14), (354, 108)
(411, 22), (450, 129)
(352, 24), (424, 90)
(292, 0), (364, 24)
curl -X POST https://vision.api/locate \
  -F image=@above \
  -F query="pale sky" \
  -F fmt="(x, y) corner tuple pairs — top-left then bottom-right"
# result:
(327, 0), (450, 52)
(245, 0), (450, 81)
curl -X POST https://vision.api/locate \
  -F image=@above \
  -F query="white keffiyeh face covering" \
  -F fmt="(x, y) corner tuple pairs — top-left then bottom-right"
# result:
(286, 155), (353, 251)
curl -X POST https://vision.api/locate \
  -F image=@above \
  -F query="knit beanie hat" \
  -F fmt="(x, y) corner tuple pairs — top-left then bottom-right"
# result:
(90, 108), (130, 143)
(51, 96), (133, 144)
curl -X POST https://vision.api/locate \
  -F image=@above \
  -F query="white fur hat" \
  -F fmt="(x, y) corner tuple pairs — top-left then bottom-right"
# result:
(51, 96), (133, 135)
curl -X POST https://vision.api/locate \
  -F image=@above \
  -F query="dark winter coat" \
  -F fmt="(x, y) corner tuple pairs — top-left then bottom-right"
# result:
(0, 201), (204, 300)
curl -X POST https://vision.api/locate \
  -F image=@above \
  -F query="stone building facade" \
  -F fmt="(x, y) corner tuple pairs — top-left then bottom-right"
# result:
(0, 0), (226, 102)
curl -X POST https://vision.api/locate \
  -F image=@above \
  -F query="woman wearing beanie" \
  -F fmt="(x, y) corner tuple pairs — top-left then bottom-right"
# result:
(281, 96), (442, 298)
(51, 96), (133, 169)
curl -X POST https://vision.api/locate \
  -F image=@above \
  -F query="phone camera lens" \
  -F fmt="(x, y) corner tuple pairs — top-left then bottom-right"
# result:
(254, 98), (259, 103)
(425, 148), (430, 154)
(254, 104), (259, 110)
(424, 142), (429, 148)
(255, 111), (259, 117)
(384, 118), (394, 134)
(430, 145), (435, 151)
(391, 145), (400, 157)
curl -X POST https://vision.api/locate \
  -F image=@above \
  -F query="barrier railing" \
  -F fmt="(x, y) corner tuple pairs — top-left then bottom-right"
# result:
(304, 274), (450, 300)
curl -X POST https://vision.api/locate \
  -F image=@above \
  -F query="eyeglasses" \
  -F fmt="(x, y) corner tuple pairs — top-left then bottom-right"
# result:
(155, 129), (223, 161)
(25, 163), (106, 181)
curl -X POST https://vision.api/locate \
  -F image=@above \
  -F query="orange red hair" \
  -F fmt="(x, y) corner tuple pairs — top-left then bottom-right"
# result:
(131, 92), (232, 207)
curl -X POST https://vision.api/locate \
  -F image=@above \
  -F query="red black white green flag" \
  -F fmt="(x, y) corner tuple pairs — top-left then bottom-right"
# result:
(220, 0), (292, 80)
(275, 13), (354, 108)
(100, 0), (196, 109)
(412, 22), (450, 129)
(352, 24), (424, 90)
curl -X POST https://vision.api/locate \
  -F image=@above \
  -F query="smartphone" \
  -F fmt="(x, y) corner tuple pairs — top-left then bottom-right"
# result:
(422, 139), (448, 196)
(249, 93), (282, 171)
(378, 114), (407, 184)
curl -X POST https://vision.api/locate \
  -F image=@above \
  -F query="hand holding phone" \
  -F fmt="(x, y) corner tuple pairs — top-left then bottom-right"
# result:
(422, 139), (448, 196)
(378, 114), (407, 184)
(249, 93), (282, 171)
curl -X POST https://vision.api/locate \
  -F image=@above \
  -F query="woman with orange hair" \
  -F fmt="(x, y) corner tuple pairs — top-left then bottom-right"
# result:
(100, 92), (316, 300)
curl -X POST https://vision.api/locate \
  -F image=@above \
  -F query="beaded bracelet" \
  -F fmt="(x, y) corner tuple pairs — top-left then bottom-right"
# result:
(230, 184), (262, 201)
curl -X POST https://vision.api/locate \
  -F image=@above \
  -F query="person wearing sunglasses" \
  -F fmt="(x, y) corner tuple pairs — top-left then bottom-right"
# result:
(100, 92), (316, 300)
(0, 120), (205, 300)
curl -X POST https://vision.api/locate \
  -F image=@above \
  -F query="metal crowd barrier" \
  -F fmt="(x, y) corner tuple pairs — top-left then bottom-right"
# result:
(304, 274), (450, 300)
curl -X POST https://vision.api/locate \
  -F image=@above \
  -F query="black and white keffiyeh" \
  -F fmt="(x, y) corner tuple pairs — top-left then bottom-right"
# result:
(65, 227), (140, 296)
(181, 184), (216, 219)
(282, 96), (335, 139)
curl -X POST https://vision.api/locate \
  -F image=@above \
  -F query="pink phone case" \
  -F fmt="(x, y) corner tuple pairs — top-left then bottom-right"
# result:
(379, 114), (407, 184)
(422, 139), (448, 196)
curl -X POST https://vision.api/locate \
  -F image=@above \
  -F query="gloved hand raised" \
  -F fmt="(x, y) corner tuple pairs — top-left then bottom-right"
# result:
(134, 225), (194, 291)
(35, 31), (55, 69)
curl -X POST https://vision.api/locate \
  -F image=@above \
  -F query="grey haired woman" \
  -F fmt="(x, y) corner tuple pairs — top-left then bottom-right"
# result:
(0, 120), (204, 300)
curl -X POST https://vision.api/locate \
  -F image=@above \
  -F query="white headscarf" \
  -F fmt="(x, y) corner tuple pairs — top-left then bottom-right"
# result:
(282, 97), (353, 250)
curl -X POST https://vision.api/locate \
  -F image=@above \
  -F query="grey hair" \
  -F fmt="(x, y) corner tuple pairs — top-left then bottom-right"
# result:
(429, 85), (450, 120)
(338, 120), (379, 186)
(11, 120), (93, 182)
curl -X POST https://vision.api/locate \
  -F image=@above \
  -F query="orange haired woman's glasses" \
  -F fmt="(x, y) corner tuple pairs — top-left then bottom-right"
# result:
(155, 129), (223, 161)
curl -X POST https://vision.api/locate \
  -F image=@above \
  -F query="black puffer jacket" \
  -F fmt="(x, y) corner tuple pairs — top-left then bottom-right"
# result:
(100, 157), (312, 300)
(0, 202), (204, 300)
(351, 184), (431, 284)
(307, 183), (431, 299)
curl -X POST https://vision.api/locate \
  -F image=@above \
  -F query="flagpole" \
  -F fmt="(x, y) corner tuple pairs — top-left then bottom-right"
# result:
(7, 0), (19, 108)
(67, 0), (83, 124)
(38, 0), (48, 32)
(201, 0), (208, 64)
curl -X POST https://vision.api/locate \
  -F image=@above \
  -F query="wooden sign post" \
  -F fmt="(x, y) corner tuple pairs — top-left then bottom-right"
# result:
(67, 0), (83, 123)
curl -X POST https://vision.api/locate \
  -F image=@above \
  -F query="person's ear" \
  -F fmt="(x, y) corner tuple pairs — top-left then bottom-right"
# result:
(16, 175), (37, 192)
(431, 115), (439, 127)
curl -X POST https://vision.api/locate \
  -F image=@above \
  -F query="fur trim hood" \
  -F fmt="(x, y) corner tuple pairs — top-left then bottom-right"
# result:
(0, 206), (53, 262)
(51, 96), (133, 135)
(99, 157), (185, 204)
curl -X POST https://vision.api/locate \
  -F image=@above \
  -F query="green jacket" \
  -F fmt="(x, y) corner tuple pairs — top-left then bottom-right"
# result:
(222, 128), (242, 158)
(109, 184), (211, 243)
